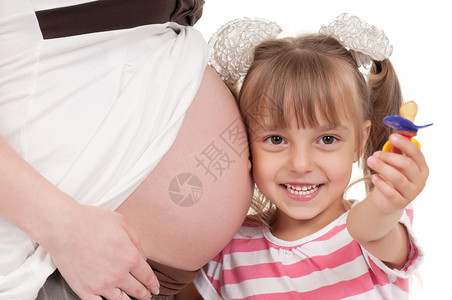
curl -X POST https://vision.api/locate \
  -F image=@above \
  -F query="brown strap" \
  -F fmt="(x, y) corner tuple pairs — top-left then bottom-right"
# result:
(36, 0), (178, 39)
(171, 0), (205, 28)
(146, 258), (200, 296)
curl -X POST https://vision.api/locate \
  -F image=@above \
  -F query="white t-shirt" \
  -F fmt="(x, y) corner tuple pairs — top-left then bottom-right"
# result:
(0, 1), (210, 298)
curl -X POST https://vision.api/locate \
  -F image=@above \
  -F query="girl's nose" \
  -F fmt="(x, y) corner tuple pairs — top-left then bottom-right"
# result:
(287, 146), (314, 174)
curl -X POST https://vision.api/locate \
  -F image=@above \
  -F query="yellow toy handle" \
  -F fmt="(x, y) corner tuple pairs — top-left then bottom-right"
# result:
(382, 138), (420, 152)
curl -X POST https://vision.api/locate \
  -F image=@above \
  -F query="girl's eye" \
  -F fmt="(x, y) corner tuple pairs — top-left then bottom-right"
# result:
(319, 135), (337, 145)
(265, 136), (285, 145)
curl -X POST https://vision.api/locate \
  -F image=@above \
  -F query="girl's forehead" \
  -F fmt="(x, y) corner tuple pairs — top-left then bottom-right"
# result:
(248, 96), (357, 128)
(252, 114), (353, 131)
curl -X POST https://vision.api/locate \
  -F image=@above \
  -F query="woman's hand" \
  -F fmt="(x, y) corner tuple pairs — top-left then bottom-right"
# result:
(0, 136), (159, 299)
(42, 203), (159, 300)
(367, 133), (429, 213)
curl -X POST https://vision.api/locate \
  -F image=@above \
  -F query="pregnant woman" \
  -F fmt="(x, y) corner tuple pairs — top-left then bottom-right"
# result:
(0, 1), (253, 299)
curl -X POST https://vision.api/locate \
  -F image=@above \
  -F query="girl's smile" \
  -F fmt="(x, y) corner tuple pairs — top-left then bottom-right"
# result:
(282, 183), (321, 200)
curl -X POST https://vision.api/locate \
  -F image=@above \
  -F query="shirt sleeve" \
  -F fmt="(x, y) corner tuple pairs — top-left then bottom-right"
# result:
(361, 204), (424, 281)
(194, 266), (224, 300)
(193, 252), (226, 300)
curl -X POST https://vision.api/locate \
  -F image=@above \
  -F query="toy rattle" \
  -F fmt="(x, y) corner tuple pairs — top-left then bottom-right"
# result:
(382, 101), (433, 152)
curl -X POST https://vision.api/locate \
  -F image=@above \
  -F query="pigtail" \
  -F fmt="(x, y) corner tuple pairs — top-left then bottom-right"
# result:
(362, 59), (402, 192)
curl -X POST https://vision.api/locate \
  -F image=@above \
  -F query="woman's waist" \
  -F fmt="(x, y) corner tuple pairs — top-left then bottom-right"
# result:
(0, 219), (36, 276)
(31, 0), (204, 39)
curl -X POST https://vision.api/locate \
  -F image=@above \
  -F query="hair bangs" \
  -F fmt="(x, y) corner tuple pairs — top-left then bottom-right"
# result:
(241, 50), (360, 132)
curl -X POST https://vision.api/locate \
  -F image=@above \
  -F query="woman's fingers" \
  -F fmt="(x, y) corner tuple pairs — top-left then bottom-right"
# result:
(50, 206), (159, 300)
(121, 220), (160, 297)
(129, 259), (160, 297)
(117, 273), (151, 300)
(102, 288), (131, 300)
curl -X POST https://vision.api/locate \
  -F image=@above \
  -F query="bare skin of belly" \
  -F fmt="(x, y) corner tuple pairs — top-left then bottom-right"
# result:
(116, 66), (253, 271)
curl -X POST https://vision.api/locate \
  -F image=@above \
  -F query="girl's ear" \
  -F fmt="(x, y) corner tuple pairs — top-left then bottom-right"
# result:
(354, 120), (371, 162)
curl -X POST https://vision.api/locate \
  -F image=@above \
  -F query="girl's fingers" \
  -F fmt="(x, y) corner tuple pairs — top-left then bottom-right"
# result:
(367, 155), (418, 201)
(372, 151), (421, 187)
(371, 134), (428, 193)
(387, 134), (429, 174)
(370, 174), (406, 212)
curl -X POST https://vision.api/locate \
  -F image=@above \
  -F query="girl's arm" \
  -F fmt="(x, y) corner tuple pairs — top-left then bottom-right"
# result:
(347, 134), (428, 269)
(0, 136), (158, 300)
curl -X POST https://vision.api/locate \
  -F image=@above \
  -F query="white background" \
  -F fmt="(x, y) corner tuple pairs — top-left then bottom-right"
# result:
(194, 1), (450, 299)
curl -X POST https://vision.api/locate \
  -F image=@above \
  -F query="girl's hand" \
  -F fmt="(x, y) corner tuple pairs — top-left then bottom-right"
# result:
(367, 133), (429, 214)
(43, 204), (159, 300)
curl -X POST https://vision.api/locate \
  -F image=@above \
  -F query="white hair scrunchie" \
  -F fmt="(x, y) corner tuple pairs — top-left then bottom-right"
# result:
(319, 13), (393, 67)
(208, 17), (282, 94)
(208, 14), (392, 89)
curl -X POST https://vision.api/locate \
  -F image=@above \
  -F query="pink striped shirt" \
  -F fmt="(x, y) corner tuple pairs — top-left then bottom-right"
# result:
(194, 204), (422, 299)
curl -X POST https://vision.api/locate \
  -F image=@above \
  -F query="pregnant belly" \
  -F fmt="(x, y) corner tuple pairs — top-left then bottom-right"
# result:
(116, 66), (253, 270)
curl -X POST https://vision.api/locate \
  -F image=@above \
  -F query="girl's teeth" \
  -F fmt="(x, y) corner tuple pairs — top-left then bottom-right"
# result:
(284, 184), (319, 195)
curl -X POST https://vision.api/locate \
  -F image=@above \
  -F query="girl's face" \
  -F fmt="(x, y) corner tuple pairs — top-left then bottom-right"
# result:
(250, 112), (369, 239)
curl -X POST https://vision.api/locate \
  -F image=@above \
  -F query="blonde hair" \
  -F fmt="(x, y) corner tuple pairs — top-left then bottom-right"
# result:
(239, 34), (402, 227)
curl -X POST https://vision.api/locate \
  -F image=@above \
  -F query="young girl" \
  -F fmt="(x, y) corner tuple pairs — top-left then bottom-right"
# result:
(190, 15), (428, 299)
